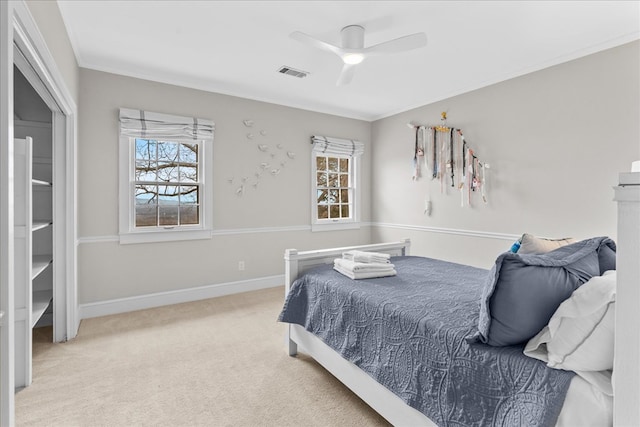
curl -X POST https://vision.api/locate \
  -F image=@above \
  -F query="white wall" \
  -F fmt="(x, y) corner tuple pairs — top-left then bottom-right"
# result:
(77, 69), (372, 304)
(371, 41), (639, 268)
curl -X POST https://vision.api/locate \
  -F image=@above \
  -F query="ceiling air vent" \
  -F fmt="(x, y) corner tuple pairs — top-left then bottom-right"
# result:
(278, 66), (308, 78)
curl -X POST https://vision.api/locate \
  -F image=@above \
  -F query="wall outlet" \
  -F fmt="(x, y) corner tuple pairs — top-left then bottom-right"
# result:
(238, 261), (245, 271)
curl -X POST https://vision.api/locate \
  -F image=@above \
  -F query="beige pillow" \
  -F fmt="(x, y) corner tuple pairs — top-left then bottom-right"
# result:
(518, 233), (576, 254)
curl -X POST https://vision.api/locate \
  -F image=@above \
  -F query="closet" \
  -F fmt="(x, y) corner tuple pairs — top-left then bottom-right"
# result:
(13, 65), (54, 388)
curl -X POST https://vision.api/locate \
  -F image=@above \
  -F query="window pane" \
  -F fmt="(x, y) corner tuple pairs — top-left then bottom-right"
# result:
(135, 185), (157, 204)
(317, 205), (328, 219)
(135, 160), (157, 181)
(157, 141), (179, 162)
(135, 139), (156, 161)
(179, 143), (198, 164)
(158, 185), (179, 205)
(317, 189), (328, 204)
(329, 205), (340, 218)
(179, 166), (197, 183)
(339, 173), (349, 187)
(316, 157), (326, 170)
(329, 189), (339, 203)
(180, 186), (198, 204)
(339, 158), (349, 172)
(157, 162), (179, 182)
(135, 205), (157, 227)
(341, 205), (350, 218)
(159, 205), (179, 226)
(180, 205), (199, 225)
(316, 172), (327, 187)
(340, 189), (349, 203)
(328, 173), (339, 188)
(328, 157), (339, 172)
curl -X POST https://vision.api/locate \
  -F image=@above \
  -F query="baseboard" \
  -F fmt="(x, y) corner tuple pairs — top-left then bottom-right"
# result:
(79, 274), (284, 320)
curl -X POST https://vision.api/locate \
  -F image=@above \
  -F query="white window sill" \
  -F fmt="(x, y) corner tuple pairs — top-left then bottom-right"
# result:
(119, 228), (212, 244)
(311, 221), (361, 233)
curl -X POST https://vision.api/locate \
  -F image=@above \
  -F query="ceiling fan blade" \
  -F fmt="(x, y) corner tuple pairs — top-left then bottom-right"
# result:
(290, 31), (343, 56)
(365, 32), (427, 56)
(336, 63), (356, 86)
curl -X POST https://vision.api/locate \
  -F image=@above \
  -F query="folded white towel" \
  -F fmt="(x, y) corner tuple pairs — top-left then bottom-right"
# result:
(342, 250), (391, 264)
(334, 258), (395, 273)
(333, 265), (397, 280)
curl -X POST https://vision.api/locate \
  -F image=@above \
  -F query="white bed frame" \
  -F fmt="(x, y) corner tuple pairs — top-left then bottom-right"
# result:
(284, 239), (436, 426)
(283, 172), (640, 427)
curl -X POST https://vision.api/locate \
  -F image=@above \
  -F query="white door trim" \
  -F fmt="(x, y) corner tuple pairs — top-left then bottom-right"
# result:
(1, 1), (78, 424)
(0, 2), (16, 425)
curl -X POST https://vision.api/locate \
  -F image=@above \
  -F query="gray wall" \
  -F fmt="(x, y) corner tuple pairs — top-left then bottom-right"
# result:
(371, 41), (640, 268)
(77, 69), (372, 304)
(25, 0), (638, 304)
(26, 0), (79, 104)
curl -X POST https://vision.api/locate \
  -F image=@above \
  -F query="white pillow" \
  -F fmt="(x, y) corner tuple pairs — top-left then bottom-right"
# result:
(524, 271), (616, 393)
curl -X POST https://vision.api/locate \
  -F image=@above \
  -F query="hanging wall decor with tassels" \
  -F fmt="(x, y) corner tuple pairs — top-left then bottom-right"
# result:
(409, 112), (489, 208)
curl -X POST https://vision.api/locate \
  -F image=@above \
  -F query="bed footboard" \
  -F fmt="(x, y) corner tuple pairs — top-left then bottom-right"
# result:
(282, 239), (411, 358)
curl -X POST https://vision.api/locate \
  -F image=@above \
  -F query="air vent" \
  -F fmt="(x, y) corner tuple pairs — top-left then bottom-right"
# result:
(278, 66), (309, 78)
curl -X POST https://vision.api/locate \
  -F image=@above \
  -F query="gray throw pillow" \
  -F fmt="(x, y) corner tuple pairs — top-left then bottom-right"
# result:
(471, 237), (615, 347)
(597, 242), (617, 274)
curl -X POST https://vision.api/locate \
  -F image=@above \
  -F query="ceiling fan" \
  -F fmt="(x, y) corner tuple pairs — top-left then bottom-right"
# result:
(290, 25), (427, 86)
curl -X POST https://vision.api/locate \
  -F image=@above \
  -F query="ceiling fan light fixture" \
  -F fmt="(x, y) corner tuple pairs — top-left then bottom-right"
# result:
(342, 53), (364, 65)
(290, 24), (427, 85)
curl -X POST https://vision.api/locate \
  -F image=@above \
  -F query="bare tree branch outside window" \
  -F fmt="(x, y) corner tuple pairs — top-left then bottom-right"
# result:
(315, 155), (351, 220)
(134, 139), (200, 227)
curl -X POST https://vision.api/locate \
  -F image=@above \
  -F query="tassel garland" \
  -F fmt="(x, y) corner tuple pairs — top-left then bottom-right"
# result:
(410, 123), (488, 207)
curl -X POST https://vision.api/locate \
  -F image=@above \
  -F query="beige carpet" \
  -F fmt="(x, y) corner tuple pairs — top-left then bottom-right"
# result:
(15, 287), (390, 426)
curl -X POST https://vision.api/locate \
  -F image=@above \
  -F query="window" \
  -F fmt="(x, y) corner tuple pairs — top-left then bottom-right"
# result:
(311, 135), (363, 231)
(134, 139), (200, 227)
(119, 109), (213, 244)
(315, 155), (352, 220)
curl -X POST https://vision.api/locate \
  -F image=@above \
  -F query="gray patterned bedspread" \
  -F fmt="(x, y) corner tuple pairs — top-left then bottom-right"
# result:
(278, 256), (574, 427)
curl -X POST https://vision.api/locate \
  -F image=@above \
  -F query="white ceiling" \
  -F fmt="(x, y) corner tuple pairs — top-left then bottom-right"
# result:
(57, 1), (639, 121)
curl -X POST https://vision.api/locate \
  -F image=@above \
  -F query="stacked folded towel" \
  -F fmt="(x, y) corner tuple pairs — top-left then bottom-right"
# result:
(333, 251), (396, 280)
(342, 250), (391, 264)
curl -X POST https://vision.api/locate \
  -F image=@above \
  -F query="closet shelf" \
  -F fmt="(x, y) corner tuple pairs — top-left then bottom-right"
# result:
(32, 254), (53, 280)
(32, 221), (52, 232)
(31, 291), (52, 328)
(32, 178), (52, 186)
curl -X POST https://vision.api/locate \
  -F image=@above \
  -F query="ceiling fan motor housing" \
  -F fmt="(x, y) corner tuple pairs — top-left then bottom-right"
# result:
(341, 25), (365, 49)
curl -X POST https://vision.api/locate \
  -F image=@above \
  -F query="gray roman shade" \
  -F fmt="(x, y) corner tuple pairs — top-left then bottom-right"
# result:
(119, 108), (214, 141)
(311, 135), (364, 157)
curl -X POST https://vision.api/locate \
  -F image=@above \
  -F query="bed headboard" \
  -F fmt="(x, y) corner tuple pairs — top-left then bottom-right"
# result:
(284, 239), (411, 294)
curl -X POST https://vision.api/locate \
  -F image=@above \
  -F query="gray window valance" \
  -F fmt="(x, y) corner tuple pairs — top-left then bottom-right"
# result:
(119, 108), (214, 141)
(311, 135), (364, 157)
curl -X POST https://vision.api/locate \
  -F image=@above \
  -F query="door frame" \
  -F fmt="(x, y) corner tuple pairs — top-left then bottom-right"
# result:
(1, 1), (78, 425)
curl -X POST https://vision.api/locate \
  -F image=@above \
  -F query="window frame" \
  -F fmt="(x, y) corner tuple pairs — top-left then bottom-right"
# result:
(311, 151), (361, 232)
(118, 135), (213, 244)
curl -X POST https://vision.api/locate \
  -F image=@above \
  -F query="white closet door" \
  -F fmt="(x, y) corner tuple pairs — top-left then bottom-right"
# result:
(13, 137), (33, 388)
(13, 136), (53, 389)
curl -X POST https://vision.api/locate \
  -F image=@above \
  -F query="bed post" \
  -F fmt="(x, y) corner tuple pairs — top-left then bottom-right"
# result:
(402, 238), (411, 256)
(613, 170), (640, 426)
(284, 249), (299, 356)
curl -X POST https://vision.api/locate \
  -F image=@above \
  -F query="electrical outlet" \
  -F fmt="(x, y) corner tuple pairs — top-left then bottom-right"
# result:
(238, 261), (245, 271)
